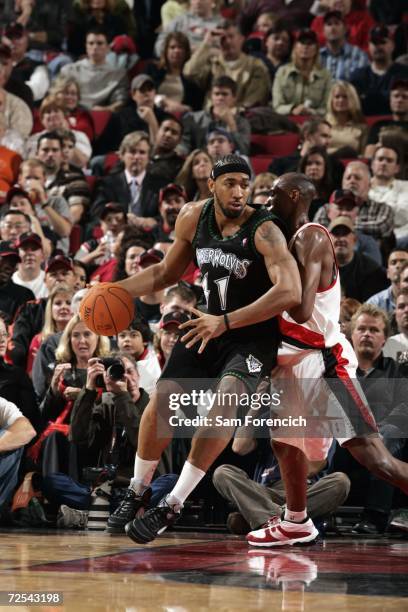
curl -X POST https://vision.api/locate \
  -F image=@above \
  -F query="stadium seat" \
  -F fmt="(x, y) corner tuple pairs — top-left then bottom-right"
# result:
(365, 114), (392, 127)
(288, 115), (311, 125)
(250, 156), (275, 175)
(90, 110), (112, 139)
(250, 133), (300, 156)
(69, 224), (82, 256)
(104, 152), (120, 173)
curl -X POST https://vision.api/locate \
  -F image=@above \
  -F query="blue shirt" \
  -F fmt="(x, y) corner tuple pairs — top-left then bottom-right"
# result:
(367, 285), (394, 313)
(320, 42), (369, 81)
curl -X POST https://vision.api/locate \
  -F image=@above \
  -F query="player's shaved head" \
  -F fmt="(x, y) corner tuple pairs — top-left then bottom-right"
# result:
(277, 172), (316, 201)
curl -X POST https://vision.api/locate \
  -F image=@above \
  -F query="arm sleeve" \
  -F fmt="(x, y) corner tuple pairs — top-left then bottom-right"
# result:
(0, 398), (24, 429)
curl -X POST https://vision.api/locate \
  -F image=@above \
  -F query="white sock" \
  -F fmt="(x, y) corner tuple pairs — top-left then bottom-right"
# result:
(165, 461), (206, 510)
(284, 507), (307, 523)
(129, 455), (159, 494)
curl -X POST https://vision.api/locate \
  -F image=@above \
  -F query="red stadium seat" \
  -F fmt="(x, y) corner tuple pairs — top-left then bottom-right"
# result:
(69, 224), (82, 256)
(250, 155), (276, 175)
(288, 115), (311, 125)
(250, 133), (300, 156)
(365, 114), (392, 127)
(85, 175), (97, 195)
(104, 152), (120, 173)
(90, 110), (112, 139)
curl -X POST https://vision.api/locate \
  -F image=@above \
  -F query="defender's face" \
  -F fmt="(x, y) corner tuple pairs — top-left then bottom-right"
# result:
(211, 172), (250, 219)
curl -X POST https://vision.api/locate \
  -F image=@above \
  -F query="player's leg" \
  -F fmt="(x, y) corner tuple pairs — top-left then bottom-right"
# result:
(125, 374), (247, 543)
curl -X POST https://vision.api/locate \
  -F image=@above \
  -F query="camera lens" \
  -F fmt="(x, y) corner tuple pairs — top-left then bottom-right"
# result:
(107, 362), (125, 381)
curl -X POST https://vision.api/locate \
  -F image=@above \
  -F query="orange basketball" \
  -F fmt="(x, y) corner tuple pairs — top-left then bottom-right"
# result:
(79, 283), (134, 336)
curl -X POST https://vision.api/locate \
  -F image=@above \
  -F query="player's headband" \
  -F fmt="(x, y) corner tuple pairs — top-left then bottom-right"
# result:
(210, 158), (251, 180)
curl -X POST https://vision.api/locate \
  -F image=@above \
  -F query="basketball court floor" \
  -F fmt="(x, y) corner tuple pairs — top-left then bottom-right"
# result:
(1, 530), (407, 610)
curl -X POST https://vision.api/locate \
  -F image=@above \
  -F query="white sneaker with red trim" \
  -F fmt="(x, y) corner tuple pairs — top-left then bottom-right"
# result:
(246, 517), (319, 547)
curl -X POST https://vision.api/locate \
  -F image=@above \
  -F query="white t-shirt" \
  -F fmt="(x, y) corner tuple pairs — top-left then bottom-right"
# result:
(12, 269), (48, 299)
(137, 347), (162, 397)
(383, 333), (408, 361)
(0, 397), (24, 429)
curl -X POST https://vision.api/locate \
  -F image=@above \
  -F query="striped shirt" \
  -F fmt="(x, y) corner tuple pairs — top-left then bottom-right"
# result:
(313, 200), (394, 239)
(320, 42), (369, 81)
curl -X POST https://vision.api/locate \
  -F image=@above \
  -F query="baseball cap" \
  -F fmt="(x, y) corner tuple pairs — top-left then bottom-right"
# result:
(16, 232), (42, 249)
(323, 10), (344, 23)
(159, 310), (190, 329)
(207, 127), (234, 144)
(329, 189), (361, 208)
(45, 254), (74, 273)
(4, 23), (26, 39)
(328, 216), (355, 233)
(100, 202), (127, 220)
(296, 29), (318, 44)
(6, 185), (31, 206)
(370, 25), (391, 45)
(138, 248), (164, 266)
(159, 183), (187, 204)
(131, 74), (155, 92)
(0, 240), (20, 260)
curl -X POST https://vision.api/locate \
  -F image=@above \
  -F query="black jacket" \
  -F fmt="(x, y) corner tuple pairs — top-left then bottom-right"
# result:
(70, 387), (149, 477)
(146, 64), (204, 111)
(0, 358), (40, 430)
(339, 252), (388, 302)
(116, 101), (171, 146)
(8, 298), (47, 368)
(0, 280), (34, 322)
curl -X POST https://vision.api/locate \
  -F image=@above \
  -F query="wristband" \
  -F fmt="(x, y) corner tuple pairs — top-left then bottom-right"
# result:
(223, 313), (230, 331)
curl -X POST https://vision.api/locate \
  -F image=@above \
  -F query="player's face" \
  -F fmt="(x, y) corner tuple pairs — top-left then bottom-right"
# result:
(211, 173), (250, 219)
(268, 182), (296, 219)
(117, 329), (145, 358)
(352, 314), (386, 361)
(395, 294), (408, 334)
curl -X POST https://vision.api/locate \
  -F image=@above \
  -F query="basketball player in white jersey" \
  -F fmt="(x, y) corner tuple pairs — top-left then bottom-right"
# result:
(247, 172), (408, 547)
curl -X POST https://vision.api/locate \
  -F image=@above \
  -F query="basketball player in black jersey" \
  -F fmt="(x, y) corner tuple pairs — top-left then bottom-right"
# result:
(106, 155), (302, 543)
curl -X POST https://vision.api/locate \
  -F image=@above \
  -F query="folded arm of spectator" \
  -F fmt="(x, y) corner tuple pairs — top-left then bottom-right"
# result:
(0, 417), (36, 452)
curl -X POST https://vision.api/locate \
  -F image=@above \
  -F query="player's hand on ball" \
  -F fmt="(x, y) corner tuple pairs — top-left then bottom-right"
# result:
(179, 307), (225, 353)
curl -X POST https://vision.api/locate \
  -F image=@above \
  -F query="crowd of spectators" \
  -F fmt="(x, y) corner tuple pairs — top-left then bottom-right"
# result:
(0, 0), (408, 537)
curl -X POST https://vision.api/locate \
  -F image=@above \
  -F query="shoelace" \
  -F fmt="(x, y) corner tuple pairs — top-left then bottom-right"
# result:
(261, 515), (280, 529)
(114, 489), (136, 514)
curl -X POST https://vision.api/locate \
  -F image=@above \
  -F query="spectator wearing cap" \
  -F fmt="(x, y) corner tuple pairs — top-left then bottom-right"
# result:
(26, 98), (92, 169)
(8, 253), (76, 368)
(369, 145), (408, 246)
(313, 188), (382, 264)
(155, 310), (190, 369)
(6, 186), (53, 258)
(311, 0), (375, 52)
(329, 216), (388, 301)
(367, 249), (408, 313)
(3, 22), (49, 103)
(92, 131), (165, 229)
(350, 26), (408, 116)
(60, 27), (128, 113)
(75, 202), (127, 269)
(364, 79), (408, 160)
(314, 160), (394, 243)
(181, 76), (251, 156)
(116, 317), (161, 396)
(152, 184), (187, 244)
(272, 29), (332, 116)
(319, 10), (369, 81)
(18, 158), (72, 255)
(155, 0), (222, 58)
(133, 248), (166, 324)
(184, 20), (271, 110)
(12, 231), (47, 299)
(0, 44), (32, 138)
(0, 240), (34, 319)
(0, 41), (34, 108)
(116, 74), (171, 145)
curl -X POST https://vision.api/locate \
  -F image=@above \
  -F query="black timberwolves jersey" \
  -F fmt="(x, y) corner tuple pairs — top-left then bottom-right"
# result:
(192, 199), (280, 342)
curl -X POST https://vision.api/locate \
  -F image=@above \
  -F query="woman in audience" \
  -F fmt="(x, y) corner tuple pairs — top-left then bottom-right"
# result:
(340, 297), (361, 342)
(35, 314), (110, 475)
(273, 29), (332, 116)
(67, 0), (137, 58)
(27, 285), (74, 377)
(262, 24), (293, 83)
(49, 76), (94, 141)
(250, 172), (276, 206)
(326, 81), (367, 156)
(0, 312), (40, 431)
(299, 145), (337, 218)
(175, 149), (212, 201)
(146, 32), (204, 114)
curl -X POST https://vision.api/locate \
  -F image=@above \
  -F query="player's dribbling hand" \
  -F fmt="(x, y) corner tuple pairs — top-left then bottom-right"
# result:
(179, 307), (225, 354)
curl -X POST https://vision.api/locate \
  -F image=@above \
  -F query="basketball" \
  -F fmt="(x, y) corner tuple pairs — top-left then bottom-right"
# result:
(79, 283), (134, 336)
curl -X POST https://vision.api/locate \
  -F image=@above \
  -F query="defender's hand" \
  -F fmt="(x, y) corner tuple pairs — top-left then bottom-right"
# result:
(179, 307), (226, 354)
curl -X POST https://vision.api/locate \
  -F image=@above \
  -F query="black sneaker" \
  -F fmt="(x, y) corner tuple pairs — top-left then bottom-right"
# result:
(106, 487), (151, 533)
(125, 498), (180, 544)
